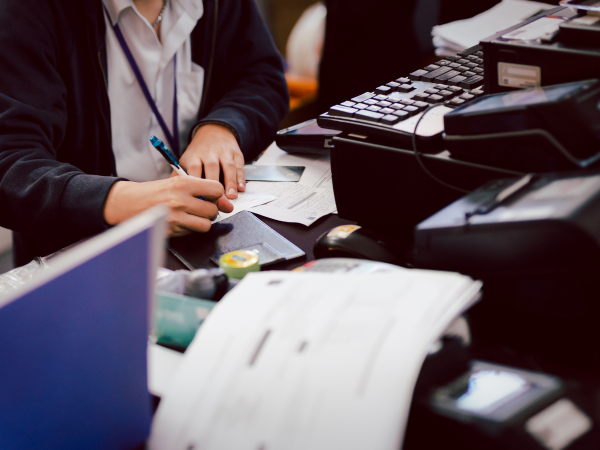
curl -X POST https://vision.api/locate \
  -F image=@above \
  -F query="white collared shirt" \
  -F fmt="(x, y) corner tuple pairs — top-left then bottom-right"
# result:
(103, 0), (204, 182)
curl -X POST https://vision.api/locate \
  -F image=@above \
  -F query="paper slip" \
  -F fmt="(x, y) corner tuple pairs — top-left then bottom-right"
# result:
(248, 181), (336, 226)
(150, 270), (482, 450)
(254, 142), (333, 190)
(211, 188), (276, 224)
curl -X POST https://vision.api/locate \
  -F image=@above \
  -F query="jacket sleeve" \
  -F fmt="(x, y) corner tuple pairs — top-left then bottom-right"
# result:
(0, 0), (121, 239)
(191, 0), (289, 161)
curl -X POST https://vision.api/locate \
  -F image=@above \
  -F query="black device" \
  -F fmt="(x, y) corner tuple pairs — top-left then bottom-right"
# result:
(275, 119), (341, 156)
(413, 170), (600, 276)
(443, 79), (600, 172)
(313, 225), (401, 263)
(329, 133), (523, 242)
(408, 358), (597, 450)
(480, 6), (600, 95)
(317, 45), (486, 150)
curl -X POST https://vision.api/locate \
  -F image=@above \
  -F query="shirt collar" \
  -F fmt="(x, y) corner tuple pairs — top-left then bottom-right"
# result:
(102, 0), (203, 25)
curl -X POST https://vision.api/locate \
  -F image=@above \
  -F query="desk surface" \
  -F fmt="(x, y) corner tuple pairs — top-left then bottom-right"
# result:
(165, 213), (354, 272)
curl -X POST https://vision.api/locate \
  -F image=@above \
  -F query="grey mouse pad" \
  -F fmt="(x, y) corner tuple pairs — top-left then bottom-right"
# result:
(169, 211), (305, 269)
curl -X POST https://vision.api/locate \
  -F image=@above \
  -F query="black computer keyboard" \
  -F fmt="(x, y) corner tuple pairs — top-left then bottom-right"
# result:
(317, 44), (485, 149)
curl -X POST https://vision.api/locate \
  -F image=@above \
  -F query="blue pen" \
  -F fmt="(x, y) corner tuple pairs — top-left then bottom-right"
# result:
(150, 136), (207, 201)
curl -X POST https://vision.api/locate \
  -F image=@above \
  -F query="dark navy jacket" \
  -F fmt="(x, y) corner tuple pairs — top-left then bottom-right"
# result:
(0, 0), (288, 266)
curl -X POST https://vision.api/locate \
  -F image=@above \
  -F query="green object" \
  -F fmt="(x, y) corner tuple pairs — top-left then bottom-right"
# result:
(153, 291), (216, 349)
(218, 250), (260, 279)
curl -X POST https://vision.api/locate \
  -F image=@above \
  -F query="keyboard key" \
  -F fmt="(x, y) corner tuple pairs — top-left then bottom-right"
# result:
(438, 89), (454, 99)
(437, 60), (450, 66)
(471, 89), (484, 97)
(364, 99), (378, 105)
(374, 94), (388, 101)
(392, 110), (410, 119)
(434, 84), (447, 90)
(355, 110), (383, 122)
(473, 67), (484, 74)
(375, 85), (393, 95)
(386, 97), (400, 103)
(475, 58), (483, 64)
(341, 101), (356, 107)
(424, 88), (440, 94)
(403, 105), (418, 115)
(457, 58), (469, 65)
(409, 69), (429, 81)
(424, 64), (440, 71)
(366, 105), (382, 112)
(459, 93), (475, 101)
(447, 86), (463, 93)
(414, 93), (430, 101)
(397, 83), (416, 93)
(328, 105), (357, 117)
(351, 92), (375, 102)
(460, 75), (484, 89)
(421, 66), (452, 81)
(376, 100), (391, 107)
(448, 75), (467, 86)
(386, 81), (401, 90)
(474, 51), (483, 57)
(380, 107), (395, 114)
(354, 103), (368, 110)
(463, 71), (476, 77)
(400, 99), (415, 105)
(466, 55), (478, 61)
(449, 62), (461, 69)
(413, 101), (429, 111)
(449, 98), (466, 106)
(381, 114), (401, 125)
(445, 55), (460, 61)
(435, 70), (460, 83)
(390, 104), (405, 110)
(465, 62), (478, 69)
(396, 77), (410, 84)
(455, 66), (470, 72)
(426, 94), (444, 103)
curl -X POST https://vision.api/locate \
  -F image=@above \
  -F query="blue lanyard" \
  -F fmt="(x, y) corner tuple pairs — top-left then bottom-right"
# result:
(103, 6), (180, 156)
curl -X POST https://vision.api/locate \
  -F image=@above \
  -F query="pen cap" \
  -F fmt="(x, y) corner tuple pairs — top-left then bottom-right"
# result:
(218, 250), (260, 279)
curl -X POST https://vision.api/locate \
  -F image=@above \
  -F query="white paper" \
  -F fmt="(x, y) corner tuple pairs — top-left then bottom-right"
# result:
(432, 0), (555, 50)
(212, 188), (277, 223)
(249, 182), (336, 226)
(254, 142), (333, 189)
(150, 271), (482, 450)
(244, 143), (337, 226)
(147, 343), (184, 398)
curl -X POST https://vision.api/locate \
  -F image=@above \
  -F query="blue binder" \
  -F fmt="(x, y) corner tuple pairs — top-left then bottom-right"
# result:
(0, 207), (167, 449)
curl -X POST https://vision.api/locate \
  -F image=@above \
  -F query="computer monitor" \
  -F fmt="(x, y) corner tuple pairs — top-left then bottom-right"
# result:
(0, 206), (167, 449)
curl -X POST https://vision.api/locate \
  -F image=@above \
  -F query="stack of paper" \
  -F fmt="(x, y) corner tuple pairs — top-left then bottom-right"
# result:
(432, 0), (555, 56)
(150, 269), (482, 449)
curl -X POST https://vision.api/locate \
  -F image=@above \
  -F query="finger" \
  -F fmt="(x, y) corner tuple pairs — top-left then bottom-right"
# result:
(169, 210), (213, 233)
(217, 195), (234, 213)
(172, 176), (224, 201)
(186, 159), (203, 179)
(221, 158), (238, 199)
(234, 153), (246, 192)
(203, 158), (220, 182)
(179, 195), (220, 220)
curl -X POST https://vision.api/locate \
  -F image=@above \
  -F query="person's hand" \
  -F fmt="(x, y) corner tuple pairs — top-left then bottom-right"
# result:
(103, 177), (234, 237)
(179, 123), (246, 200)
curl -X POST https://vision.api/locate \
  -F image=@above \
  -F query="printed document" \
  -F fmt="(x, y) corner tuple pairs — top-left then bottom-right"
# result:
(212, 187), (277, 223)
(150, 270), (482, 450)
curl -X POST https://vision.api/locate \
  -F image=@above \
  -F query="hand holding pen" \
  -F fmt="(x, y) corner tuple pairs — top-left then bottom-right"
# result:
(101, 138), (233, 237)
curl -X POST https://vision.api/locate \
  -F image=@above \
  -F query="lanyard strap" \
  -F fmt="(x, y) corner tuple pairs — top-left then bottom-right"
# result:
(103, 6), (180, 156)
